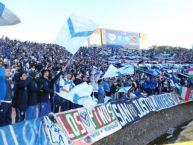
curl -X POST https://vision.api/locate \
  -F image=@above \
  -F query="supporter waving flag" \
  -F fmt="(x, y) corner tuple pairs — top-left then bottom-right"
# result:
(56, 14), (98, 55)
(0, 2), (21, 26)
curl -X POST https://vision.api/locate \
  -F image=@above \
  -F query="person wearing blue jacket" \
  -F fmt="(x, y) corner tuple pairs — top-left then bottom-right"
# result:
(149, 78), (158, 95)
(142, 78), (149, 94)
(102, 79), (110, 96)
(0, 66), (13, 126)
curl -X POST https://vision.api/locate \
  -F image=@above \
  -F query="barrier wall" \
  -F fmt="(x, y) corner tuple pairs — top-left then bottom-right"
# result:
(94, 102), (193, 145)
(0, 92), (192, 145)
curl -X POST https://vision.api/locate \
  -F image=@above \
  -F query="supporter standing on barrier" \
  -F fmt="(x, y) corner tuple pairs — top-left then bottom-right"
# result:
(12, 71), (29, 122)
(38, 69), (51, 117)
(0, 66), (14, 126)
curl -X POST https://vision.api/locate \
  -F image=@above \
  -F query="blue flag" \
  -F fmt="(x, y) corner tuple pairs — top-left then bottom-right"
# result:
(0, 67), (6, 101)
(0, 118), (49, 145)
(56, 14), (98, 55)
(0, 2), (21, 26)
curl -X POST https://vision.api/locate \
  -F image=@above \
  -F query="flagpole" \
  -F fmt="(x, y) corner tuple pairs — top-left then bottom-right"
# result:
(63, 54), (75, 71)
(100, 28), (104, 47)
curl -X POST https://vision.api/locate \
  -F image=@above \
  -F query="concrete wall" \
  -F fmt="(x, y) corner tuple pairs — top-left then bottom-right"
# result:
(94, 102), (193, 145)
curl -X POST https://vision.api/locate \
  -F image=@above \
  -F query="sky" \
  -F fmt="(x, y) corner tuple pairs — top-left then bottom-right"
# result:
(0, 0), (193, 48)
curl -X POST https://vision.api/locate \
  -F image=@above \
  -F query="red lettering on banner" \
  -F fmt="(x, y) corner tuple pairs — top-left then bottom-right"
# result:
(57, 110), (88, 141)
(93, 107), (104, 128)
(103, 105), (112, 123)
(73, 112), (88, 136)
(57, 114), (75, 140)
(97, 106), (108, 125)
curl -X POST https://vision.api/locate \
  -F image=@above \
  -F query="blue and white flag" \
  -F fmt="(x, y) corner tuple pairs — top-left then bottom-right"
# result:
(118, 87), (131, 93)
(102, 64), (118, 78)
(0, 2), (21, 26)
(145, 69), (160, 76)
(117, 65), (134, 75)
(102, 64), (134, 78)
(57, 82), (97, 110)
(0, 118), (49, 145)
(56, 14), (98, 55)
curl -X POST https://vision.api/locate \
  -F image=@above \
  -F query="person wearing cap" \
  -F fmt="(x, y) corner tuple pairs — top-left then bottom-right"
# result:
(12, 71), (29, 122)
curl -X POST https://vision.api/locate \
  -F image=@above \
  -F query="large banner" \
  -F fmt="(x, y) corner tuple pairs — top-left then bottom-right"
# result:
(0, 118), (49, 145)
(102, 29), (140, 48)
(111, 93), (180, 127)
(55, 102), (122, 144)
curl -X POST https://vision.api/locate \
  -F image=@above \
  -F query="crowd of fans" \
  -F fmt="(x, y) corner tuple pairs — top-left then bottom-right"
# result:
(0, 37), (192, 127)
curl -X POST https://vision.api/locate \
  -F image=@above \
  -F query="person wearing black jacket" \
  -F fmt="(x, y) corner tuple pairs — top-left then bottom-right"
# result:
(26, 72), (39, 120)
(49, 70), (64, 113)
(38, 69), (51, 117)
(73, 73), (83, 85)
(12, 71), (29, 122)
(110, 79), (117, 101)
(38, 68), (64, 116)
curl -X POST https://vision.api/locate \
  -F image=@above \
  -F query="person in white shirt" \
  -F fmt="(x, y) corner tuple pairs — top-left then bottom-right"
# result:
(59, 71), (75, 111)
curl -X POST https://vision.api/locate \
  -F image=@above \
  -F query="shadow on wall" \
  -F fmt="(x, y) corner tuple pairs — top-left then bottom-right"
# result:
(94, 102), (193, 145)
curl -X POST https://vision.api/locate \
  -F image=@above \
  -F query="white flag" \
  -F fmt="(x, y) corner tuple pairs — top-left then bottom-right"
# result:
(0, 2), (21, 26)
(57, 82), (97, 110)
(118, 87), (131, 93)
(56, 14), (98, 55)
(117, 65), (134, 75)
(102, 64), (118, 78)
